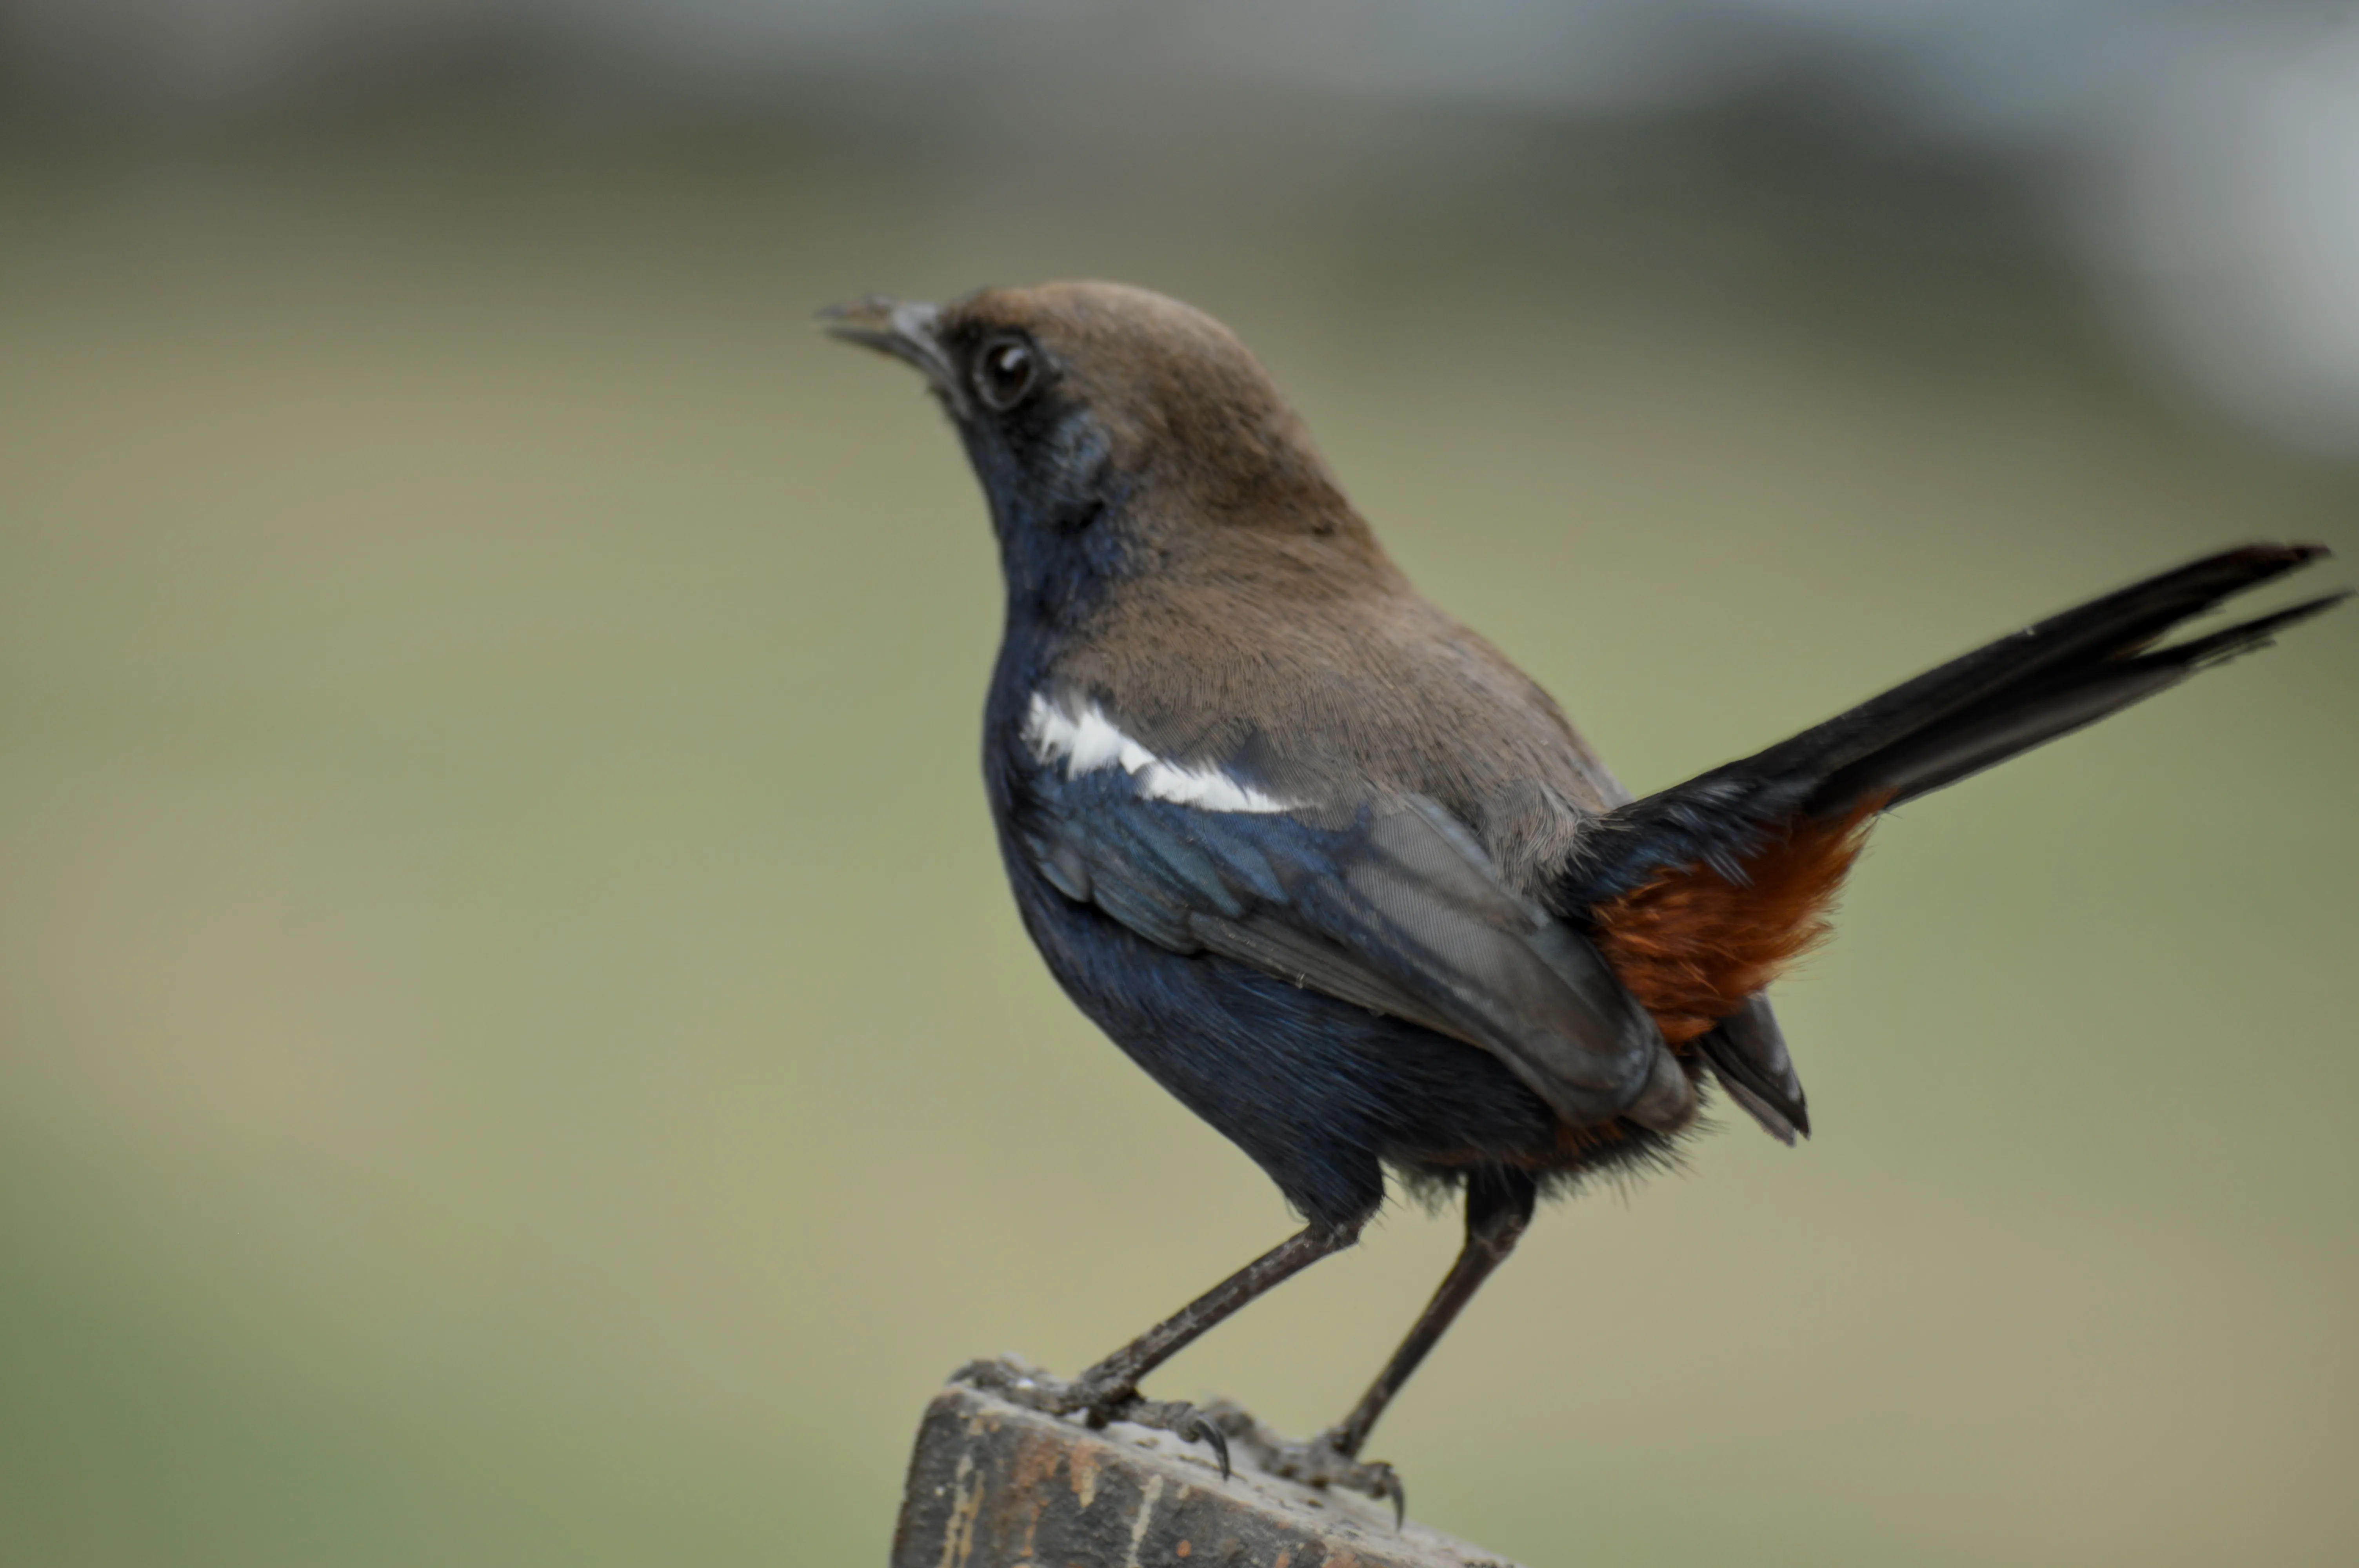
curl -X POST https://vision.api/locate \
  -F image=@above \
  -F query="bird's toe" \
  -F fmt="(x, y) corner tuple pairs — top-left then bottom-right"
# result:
(952, 1359), (1232, 1477)
(1194, 1403), (1408, 1526)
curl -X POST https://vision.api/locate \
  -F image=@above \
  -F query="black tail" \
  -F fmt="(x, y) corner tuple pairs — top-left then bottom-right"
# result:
(1571, 542), (2345, 904)
(1569, 543), (2341, 1146)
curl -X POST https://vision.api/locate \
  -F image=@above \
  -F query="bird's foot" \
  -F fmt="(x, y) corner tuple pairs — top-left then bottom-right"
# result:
(1196, 1400), (1406, 1528)
(951, 1359), (1396, 1519)
(952, 1356), (1233, 1480)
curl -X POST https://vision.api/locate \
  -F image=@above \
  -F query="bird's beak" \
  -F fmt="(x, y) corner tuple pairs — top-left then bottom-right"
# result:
(819, 294), (967, 416)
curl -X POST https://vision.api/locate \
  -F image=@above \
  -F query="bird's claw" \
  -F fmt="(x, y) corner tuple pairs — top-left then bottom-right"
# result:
(1180, 1410), (1232, 1482)
(1112, 1396), (1234, 1480)
(953, 1357), (1232, 1479)
(953, 1355), (1123, 1419)
(954, 1361), (1395, 1517)
(1196, 1403), (1407, 1527)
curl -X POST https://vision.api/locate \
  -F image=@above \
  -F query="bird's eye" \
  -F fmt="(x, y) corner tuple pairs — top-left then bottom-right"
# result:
(974, 335), (1037, 411)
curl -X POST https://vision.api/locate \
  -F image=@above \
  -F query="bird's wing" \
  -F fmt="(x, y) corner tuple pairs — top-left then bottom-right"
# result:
(1010, 722), (1685, 1129)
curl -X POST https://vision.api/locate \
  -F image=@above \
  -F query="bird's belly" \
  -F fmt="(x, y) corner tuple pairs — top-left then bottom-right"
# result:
(1003, 861), (1656, 1221)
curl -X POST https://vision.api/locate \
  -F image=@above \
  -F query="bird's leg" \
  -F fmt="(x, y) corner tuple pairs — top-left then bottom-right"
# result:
(1064, 1220), (1361, 1417)
(1326, 1167), (1536, 1459)
(1203, 1169), (1539, 1524)
(966, 1220), (1361, 1477)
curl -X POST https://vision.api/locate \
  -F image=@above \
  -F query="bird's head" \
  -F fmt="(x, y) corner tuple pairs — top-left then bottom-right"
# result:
(823, 282), (1370, 613)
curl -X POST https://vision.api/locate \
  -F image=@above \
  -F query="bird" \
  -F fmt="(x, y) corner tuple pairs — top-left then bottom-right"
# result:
(824, 280), (2345, 1516)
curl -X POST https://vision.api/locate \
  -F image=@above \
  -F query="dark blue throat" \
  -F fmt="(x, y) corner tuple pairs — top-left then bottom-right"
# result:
(955, 403), (1140, 638)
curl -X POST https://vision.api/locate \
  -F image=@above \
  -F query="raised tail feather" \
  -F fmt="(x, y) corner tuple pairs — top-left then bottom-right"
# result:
(1570, 542), (2346, 904)
(1564, 543), (2346, 1141)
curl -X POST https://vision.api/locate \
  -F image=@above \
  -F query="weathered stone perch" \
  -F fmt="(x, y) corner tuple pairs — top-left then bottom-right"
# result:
(893, 1364), (1526, 1568)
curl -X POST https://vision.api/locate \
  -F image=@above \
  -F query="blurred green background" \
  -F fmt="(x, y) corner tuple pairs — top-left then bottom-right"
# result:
(2, 40), (2357, 1568)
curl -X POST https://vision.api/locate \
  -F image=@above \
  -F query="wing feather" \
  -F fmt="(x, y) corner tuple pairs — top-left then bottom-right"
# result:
(1016, 762), (1687, 1129)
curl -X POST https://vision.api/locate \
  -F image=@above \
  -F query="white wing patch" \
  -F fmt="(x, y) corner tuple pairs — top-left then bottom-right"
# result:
(1023, 693), (1291, 814)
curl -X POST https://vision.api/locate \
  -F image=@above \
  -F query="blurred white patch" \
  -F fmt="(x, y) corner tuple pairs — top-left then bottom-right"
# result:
(2084, 13), (2359, 454)
(1023, 694), (1290, 814)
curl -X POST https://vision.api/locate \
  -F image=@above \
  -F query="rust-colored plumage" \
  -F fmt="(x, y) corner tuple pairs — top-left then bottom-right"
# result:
(1592, 800), (1884, 1047)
